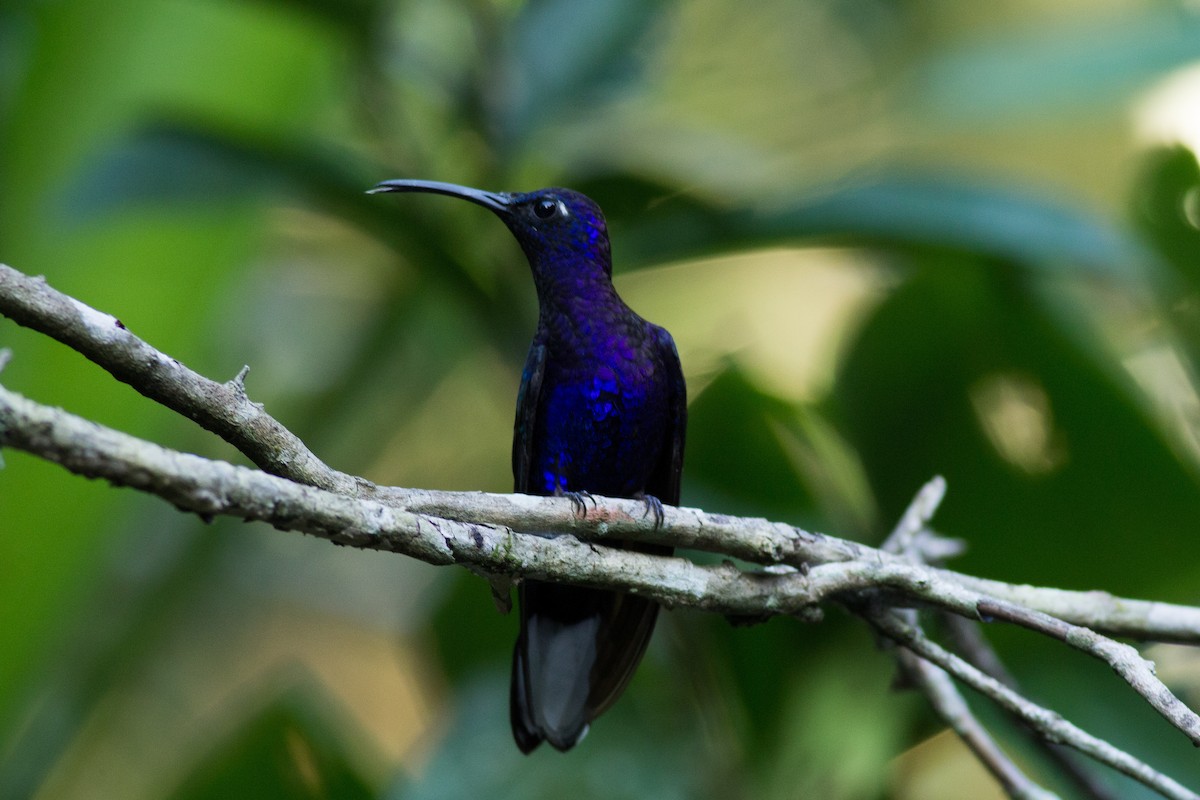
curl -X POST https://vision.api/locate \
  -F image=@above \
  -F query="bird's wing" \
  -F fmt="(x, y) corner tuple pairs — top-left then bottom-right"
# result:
(512, 339), (547, 492)
(648, 325), (687, 506)
(575, 326), (684, 723)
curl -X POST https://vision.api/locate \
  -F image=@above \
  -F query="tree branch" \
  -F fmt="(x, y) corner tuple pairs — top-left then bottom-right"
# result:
(0, 382), (824, 615)
(0, 262), (364, 495)
(867, 610), (1200, 800)
(2, 377), (1198, 792)
(894, 644), (1060, 800)
(3, 262), (1198, 634)
(881, 484), (1058, 799)
(4, 260), (1200, 798)
(976, 597), (1200, 744)
(939, 613), (1119, 800)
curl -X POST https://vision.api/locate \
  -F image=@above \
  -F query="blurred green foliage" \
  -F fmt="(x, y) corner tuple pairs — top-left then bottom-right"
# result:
(4, 0), (1200, 798)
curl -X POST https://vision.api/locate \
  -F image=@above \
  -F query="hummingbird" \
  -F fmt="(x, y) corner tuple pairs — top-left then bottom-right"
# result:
(371, 179), (686, 752)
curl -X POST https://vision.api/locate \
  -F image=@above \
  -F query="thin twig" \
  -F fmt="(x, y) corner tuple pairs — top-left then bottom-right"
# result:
(0, 263), (365, 495)
(976, 597), (1200, 745)
(4, 379), (1200, 655)
(5, 260), (1200, 796)
(882, 487), (1058, 799)
(885, 484), (1129, 799)
(881, 475), (948, 556)
(940, 614), (1119, 800)
(5, 378), (1200, 796)
(895, 644), (1060, 800)
(4, 263), (1200, 644)
(866, 611), (1199, 800)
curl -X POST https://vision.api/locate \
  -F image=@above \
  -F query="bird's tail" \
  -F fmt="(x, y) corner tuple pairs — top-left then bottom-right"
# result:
(510, 578), (661, 753)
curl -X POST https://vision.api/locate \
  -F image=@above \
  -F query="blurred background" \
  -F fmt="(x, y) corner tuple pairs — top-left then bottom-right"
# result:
(3, 0), (1200, 797)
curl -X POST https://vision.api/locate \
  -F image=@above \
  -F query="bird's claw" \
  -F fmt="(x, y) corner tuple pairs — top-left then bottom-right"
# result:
(636, 492), (665, 530)
(559, 489), (595, 519)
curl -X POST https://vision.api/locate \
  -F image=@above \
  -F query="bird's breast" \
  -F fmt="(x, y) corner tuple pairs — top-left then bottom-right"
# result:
(532, 346), (668, 498)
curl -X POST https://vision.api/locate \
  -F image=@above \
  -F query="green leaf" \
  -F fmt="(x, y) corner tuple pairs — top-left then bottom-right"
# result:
(387, 670), (726, 800)
(685, 364), (819, 524)
(835, 258), (1200, 598)
(62, 127), (286, 212)
(168, 688), (375, 800)
(696, 615), (918, 800)
(575, 173), (1153, 282)
(685, 363), (874, 535)
(1132, 145), (1200, 289)
(256, 0), (383, 45)
(914, 9), (1200, 121)
(0, 8), (32, 134)
(497, 0), (667, 150)
(835, 257), (1200, 786)
(1129, 145), (1200, 392)
(61, 120), (525, 343)
(427, 573), (515, 686)
(59, 122), (368, 218)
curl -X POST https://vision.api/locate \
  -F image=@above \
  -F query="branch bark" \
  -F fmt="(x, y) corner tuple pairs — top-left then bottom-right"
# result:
(3, 375), (1197, 798)
(894, 645), (1060, 800)
(939, 612), (1120, 800)
(4, 260), (1200, 798)
(0, 263), (364, 495)
(867, 610), (1200, 800)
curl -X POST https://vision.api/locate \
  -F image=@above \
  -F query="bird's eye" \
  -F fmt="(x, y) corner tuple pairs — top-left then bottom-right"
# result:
(533, 198), (562, 219)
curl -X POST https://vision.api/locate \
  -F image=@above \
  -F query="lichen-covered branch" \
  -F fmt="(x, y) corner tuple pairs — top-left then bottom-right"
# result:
(0, 377), (1195, 643)
(867, 610), (1200, 800)
(0, 382), (826, 616)
(976, 597), (1200, 745)
(894, 645), (1059, 800)
(4, 380), (1200, 767)
(4, 260), (1200, 798)
(938, 613), (1119, 800)
(4, 263), (1198, 639)
(0, 262), (363, 495)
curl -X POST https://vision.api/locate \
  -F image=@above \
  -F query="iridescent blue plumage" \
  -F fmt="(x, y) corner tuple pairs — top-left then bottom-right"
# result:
(371, 179), (686, 753)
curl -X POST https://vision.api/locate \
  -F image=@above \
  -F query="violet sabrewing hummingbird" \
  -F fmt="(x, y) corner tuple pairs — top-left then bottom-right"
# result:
(370, 179), (687, 752)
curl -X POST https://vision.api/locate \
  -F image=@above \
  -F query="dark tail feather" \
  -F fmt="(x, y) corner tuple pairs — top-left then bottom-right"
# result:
(510, 640), (543, 754)
(510, 579), (660, 753)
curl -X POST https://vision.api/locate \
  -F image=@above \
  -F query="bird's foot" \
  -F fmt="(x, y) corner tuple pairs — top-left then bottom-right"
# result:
(634, 492), (665, 530)
(557, 488), (596, 518)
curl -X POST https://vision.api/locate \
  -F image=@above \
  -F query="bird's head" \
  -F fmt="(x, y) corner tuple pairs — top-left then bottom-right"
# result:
(369, 180), (614, 293)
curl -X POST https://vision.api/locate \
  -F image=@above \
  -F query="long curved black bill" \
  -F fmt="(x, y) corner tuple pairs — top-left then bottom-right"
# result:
(368, 179), (511, 216)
